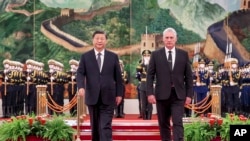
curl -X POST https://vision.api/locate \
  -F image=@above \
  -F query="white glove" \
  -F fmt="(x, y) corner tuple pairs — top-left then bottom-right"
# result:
(239, 92), (241, 98)
(230, 82), (235, 86)
(207, 92), (210, 97)
(210, 77), (213, 81)
(196, 82), (200, 86)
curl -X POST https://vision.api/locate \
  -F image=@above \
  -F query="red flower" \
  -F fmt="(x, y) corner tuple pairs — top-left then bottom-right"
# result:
(22, 115), (27, 119)
(207, 113), (212, 118)
(209, 118), (215, 126)
(217, 118), (223, 126)
(242, 117), (248, 122)
(28, 118), (33, 126)
(40, 118), (46, 125)
(200, 114), (204, 118)
(230, 113), (234, 118)
(36, 116), (42, 121)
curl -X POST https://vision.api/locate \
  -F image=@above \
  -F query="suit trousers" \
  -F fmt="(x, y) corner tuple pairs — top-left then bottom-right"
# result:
(156, 87), (185, 141)
(88, 94), (115, 141)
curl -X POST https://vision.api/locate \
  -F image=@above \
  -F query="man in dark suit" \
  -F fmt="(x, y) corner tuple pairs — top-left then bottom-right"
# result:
(146, 27), (193, 141)
(77, 30), (123, 141)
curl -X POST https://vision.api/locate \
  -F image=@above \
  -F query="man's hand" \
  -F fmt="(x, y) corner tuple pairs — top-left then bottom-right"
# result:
(116, 96), (122, 105)
(148, 95), (156, 104)
(185, 97), (192, 105)
(78, 88), (85, 97)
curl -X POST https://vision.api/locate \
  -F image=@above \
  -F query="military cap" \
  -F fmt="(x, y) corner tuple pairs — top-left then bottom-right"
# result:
(245, 62), (250, 67)
(3, 59), (10, 65)
(142, 50), (151, 56)
(57, 62), (64, 68)
(227, 58), (238, 64)
(208, 61), (214, 66)
(48, 59), (57, 65)
(69, 59), (79, 66)
(198, 59), (205, 64)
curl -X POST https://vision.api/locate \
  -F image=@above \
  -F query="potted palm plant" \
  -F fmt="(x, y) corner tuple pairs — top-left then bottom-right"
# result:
(0, 115), (76, 141)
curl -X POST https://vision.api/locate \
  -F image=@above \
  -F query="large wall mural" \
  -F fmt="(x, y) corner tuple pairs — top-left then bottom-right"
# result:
(0, 0), (249, 98)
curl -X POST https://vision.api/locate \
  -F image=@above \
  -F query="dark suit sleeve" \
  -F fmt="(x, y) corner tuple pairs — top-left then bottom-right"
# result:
(146, 51), (156, 96)
(114, 54), (123, 97)
(76, 54), (86, 89)
(184, 53), (194, 98)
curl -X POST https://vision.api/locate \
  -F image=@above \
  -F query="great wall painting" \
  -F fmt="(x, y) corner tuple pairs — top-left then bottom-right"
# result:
(0, 0), (250, 98)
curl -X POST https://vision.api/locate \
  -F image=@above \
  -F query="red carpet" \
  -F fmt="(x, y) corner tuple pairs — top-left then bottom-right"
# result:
(73, 114), (161, 141)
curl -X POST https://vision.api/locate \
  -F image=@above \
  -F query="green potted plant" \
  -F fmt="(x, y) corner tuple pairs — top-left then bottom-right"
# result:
(184, 120), (216, 141)
(184, 113), (250, 141)
(0, 116), (30, 141)
(219, 113), (250, 141)
(0, 115), (76, 141)
(42, 116), (75, 141)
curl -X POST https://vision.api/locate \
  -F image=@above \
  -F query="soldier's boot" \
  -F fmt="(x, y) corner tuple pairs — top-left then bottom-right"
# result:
(114, 107), (118, 118)
(18, 104), (24, 115)
(14, 106), (18, 116)
(31, 106), (36, 115)
(2, 106), (6, 118)
(6, 106), (10, 118)
(235, 108), (240, 115)
(10, 106), (14, 117)
(121, 103), (125, 116)
(146, 111), (152, 120)
(25, 105), (30, 115)
(119, 104), (124, 118)
(142, 111), (147, 120)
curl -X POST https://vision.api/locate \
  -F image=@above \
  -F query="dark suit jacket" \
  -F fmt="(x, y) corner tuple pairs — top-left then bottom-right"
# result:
(77, 49), (123, 106)
(146, 47), (193, 100)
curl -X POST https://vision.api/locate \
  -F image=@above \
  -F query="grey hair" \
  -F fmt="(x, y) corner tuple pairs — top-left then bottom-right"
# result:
(163, 27), (177, 37)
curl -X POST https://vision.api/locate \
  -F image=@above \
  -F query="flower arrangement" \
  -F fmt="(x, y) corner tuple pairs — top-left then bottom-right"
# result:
(0, 114), (76, 141)
(184, 113), (250, 141)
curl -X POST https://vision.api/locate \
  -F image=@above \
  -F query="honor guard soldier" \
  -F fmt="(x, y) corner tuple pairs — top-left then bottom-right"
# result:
(207, 61), (220, 85)
(0, 69), (4, 117)
(240, 63), (250, 117)
(136, 60), (142, 118)
(25, 59), (47, 115)
(224, 58), (242, 114)
(25, 59), (38, 114)
(2, 59), (12, 117)
(194, 59), (210, 106)
(67, 59), (79, 116)
(2, 59), (22, 117)
(217, 64), (229, 116)
(114, 59), (128, 118)
(47, 59), (67, 115)
(15, 62), (25, 116)
(136, 50), (153, 120)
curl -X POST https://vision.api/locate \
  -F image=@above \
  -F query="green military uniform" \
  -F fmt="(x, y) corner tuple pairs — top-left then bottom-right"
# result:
(136, 50), (153, 120)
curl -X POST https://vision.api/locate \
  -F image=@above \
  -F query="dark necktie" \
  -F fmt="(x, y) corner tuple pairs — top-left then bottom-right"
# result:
(97, 53), (102, 70)
(168, 51), (172, 70)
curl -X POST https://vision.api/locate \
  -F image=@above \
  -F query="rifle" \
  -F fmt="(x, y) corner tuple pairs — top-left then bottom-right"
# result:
(71, 72), (74, 95)
(26, 71), (30, 95)
(4, 72), (7, 96)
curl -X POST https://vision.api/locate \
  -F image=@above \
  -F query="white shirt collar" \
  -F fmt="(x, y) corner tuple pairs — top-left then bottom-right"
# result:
(94, 49), (105, 56)
(165, 47), (176, 54)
